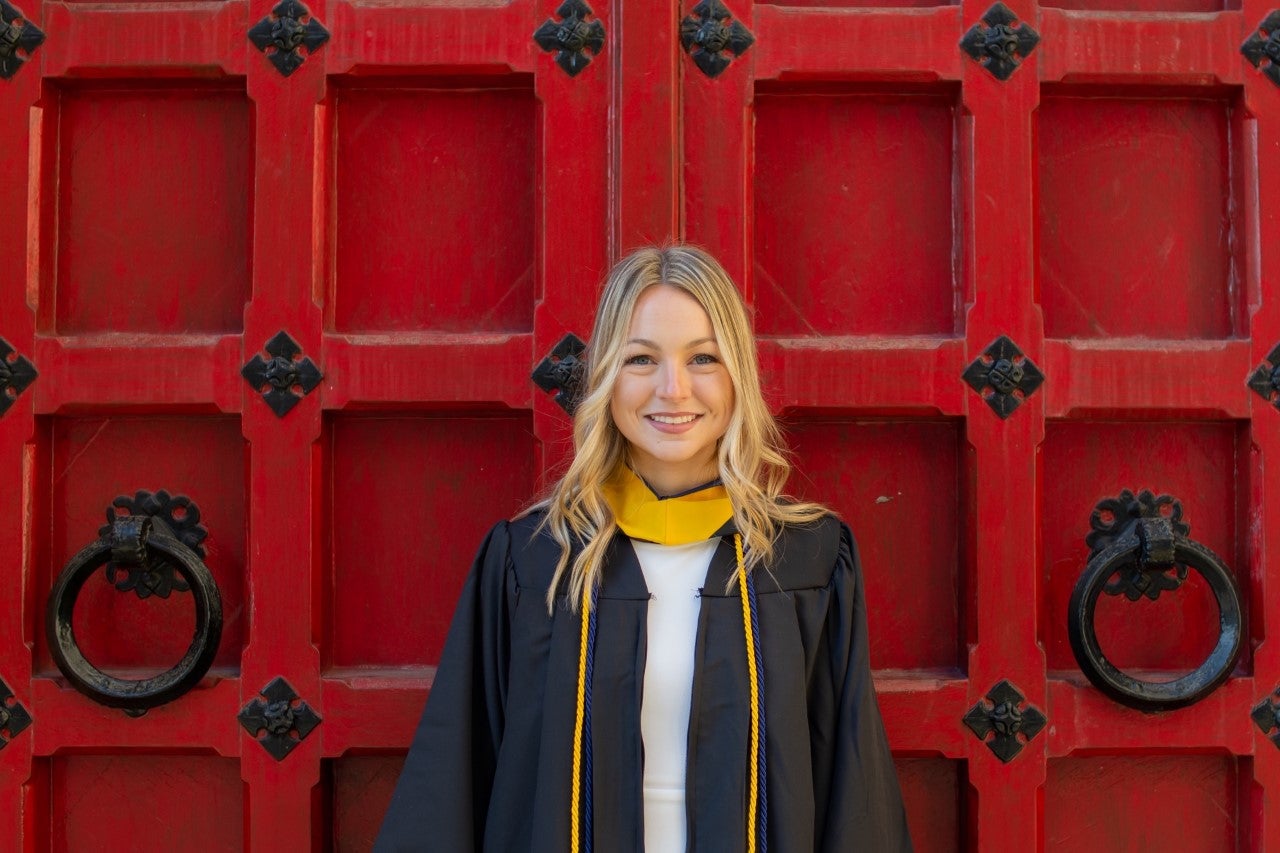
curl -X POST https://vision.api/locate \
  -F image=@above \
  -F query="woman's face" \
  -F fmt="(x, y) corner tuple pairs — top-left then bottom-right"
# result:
(610, 285), (734, 496)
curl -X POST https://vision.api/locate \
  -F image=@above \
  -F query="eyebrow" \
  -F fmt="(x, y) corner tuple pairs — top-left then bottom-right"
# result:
(627, 337), (718, 348)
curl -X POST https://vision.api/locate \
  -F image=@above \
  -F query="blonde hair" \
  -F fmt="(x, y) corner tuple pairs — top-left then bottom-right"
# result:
(531, 245), (828, 610)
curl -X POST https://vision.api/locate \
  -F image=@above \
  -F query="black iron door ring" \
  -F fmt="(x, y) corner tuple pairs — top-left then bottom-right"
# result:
(1068, 519), (1242, 713)
(46, 515), (223, 712)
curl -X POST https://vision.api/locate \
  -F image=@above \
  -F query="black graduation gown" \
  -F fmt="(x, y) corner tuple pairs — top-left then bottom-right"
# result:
(375, 512), (912, 852)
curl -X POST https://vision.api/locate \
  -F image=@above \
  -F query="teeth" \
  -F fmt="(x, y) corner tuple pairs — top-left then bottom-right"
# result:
(650, 414), (697, 425)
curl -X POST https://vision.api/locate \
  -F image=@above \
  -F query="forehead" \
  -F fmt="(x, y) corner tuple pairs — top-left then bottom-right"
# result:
(626, 285), (714, 336)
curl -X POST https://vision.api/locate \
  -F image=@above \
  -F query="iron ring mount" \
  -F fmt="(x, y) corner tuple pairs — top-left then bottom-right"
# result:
(1067, 491), (1242, 713)
(46, 514), (223, 713)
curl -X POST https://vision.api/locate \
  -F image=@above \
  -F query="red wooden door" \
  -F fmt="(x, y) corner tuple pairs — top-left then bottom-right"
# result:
(676, 0), (1280, 849)
(0, 0), (1277, 849)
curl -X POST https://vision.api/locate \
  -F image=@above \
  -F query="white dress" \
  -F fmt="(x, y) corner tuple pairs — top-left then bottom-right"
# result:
(630, 538), (719, 853)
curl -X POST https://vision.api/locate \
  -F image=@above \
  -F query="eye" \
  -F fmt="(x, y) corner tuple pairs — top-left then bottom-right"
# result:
(690, 353), (720, 366)
(623, 354), (654, 366)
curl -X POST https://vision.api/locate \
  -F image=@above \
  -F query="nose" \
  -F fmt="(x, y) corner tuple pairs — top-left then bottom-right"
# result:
(658, 360), (691, 400)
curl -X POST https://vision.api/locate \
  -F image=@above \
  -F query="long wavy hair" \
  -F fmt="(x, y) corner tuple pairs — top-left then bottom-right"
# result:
(531, 245), (828, 611)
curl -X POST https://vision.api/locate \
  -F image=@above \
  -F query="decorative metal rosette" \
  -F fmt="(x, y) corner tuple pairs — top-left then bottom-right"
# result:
(242, 330), (323, 417)
(533, 0), (606, 77)
(98, 490), (207, 599)
(1086, 489), (1189, 602)
(0, 0), (44, 80)
(961, 335), (1044, 418)
(248, 0), (330, 77)
(960, 3), (1040, 81)
(1247, 342), (1280, 411)
(532, 333), (588, 415)
(0, 677), (32, 750)
(1242, 12), (1280, 88)
(238, 677), (321, 761)
(680, 0), (754, 78)
(1252, 687), (1280, 749)
(0, 337), (37, 417)
(962, 679), (1046, 763)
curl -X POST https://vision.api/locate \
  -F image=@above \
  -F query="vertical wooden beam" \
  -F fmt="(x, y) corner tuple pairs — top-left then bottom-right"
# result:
(1241, 0), (1280, 843)
(0, 4), (44, 841)
(959, 0), (1046, 847)
(241, 2), (328, 844)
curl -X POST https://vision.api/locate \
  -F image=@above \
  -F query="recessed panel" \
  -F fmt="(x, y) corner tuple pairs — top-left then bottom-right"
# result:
(897, 758), (962, 852)
(333, 84), (536, 333)
(55, 86), (251, 335)
(327, 414), (535, 668)
(784, 420), (962, 671)
(767, 0), (952, 6)
(755, 91), (956, 336)
(330, 755), (405, 852)
(42, 417), (247, 675)
(50, 755), (243, 852)
(1042, 421), (1244, 674)
(1046, 755), (1238, 850)
(1044, 0), (1228, 11)
(1038, 96), (1237, 339)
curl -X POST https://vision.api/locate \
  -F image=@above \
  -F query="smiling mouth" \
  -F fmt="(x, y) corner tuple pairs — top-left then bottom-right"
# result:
(647, 414), (700, 425)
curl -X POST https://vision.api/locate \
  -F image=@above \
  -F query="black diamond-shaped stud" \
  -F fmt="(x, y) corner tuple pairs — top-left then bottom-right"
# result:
(963, 679), (1046, 763)
(1252, 687), (1280, 749)
(248, 0), (329, 77)
(532, 333), (588, 415)
(0, 0), (44, 80)
(0, 677), (32, 750)
(0, 336), (37, 417)
(98, 490), (207, 599)
(1247, 342), (1280, 411)
(1242, 12), (1280, 88)
(238, 677), (321, 761)
(962, 335), (1044, 419)
(680, 0), (754, 79)
(242, 331), (323, 417)
(533, 0), (606, 78)
(960, 2), (1039, 81)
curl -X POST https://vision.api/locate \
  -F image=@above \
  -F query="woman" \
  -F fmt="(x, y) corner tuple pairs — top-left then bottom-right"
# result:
(376, 246), (911, 852)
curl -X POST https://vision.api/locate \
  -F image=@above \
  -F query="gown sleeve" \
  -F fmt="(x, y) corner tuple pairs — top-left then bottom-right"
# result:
(817, 523), (913, 852)
(374, 520), (514, 853)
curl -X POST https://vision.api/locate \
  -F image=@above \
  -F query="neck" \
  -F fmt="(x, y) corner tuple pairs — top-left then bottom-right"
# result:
(628, 457), (719, 497)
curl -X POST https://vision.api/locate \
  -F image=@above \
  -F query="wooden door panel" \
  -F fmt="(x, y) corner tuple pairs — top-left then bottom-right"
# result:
(778, 0), (948, 8)
(50, 84), (253, 336)
(41, 416), (248, 675)
(1045, 755), (1241, 850)
(896, 758), (963, 853)
(50, 755), (245, 853)
(1044, 0), (1229, 13)
(1037, 93), (1244, 340)
(329, 755), (403, 852)
(754, 87), (960, 337)
(1041, 420), (1246, 674)
(324, 413), (536, 670)
(786, 419), (964, 672)
(330, 81), (537, 334)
